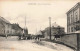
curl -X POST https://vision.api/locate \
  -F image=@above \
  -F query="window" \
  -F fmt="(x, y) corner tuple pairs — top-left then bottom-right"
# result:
(71, 15), (73, 23)
(68, 27), (70, 32)
(68, 16), (70, 25)
(71, 27), (74, 32)
(75, 12), (78, 22)
(70, 15), (71, 24)
(4, 30), (5, 33)
(7, 30), (9, 33)
(76, 26), (80, 31)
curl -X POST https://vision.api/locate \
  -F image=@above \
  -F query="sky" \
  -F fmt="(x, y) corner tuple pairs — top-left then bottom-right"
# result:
(0, 0), (80, 34)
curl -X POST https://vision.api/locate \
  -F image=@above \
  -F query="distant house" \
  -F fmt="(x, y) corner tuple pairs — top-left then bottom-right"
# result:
(36, 30), (43, 35)
(43, 23), (65, 40)
(44, 27), (50, 39)
(51, 24), (65, 35)
(11, 23), (23, 36)
(36, 30), (44, 38)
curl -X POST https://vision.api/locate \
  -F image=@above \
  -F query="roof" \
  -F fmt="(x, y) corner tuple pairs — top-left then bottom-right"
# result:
(0, 16), (10, 24)
(0, 21), (5, 27)
(36, 30), (43, 35)
(67, 2), (80, 14)
(12, 24), (23, 30)
(52, 22), (59, 27)
(52, 22), (64, 28)
(44, 23), (64, 31)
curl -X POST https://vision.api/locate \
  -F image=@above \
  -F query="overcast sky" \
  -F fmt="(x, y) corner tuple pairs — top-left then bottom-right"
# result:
(0, 0), (80, 34)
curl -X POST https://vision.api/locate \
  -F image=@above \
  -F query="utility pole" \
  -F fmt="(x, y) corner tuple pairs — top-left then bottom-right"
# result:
(24, 16), (27, 31)
(23, 16), (26, 34)
(49, 17), (51, 40)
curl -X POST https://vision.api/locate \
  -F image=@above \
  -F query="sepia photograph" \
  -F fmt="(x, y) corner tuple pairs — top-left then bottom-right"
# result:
(0, 0), (80, 51)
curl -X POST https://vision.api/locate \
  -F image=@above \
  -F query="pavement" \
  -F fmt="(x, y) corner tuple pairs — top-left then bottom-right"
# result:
(0, 37), (74, 51)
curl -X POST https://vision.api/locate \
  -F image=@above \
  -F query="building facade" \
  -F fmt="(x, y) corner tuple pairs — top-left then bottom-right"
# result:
(44, 27), (50, 39)
(11, 23), (23, 36)
(43, 23), (65, 39)
(67, 2), (80, 33)
(0, 17), (12, 36)
(51, 26), (65, 35)
(0, 16), (28, 36)
(0, 21), (5, 35)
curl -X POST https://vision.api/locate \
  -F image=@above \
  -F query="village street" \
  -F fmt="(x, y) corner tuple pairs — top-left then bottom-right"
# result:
(0, 37), (74, 51)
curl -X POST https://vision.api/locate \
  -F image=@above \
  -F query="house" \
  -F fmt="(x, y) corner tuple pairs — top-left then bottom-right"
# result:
(67, 2), (80, 33)
(11, 23), (23, 36)
(43, 23), (65, 40)
(0, 16), (28, 39)
(0, 16), (12, 36)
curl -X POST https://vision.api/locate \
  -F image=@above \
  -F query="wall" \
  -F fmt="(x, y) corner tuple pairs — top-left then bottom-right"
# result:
(59, 34), (77, 49)
(0, 22), (5, 35)
(4, 23), (12, 35)
(77, 33), (80, 51)
(11, 29), (15, 34)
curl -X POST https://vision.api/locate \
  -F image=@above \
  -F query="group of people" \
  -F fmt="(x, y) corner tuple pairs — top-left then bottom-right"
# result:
(18, 34), (42, 41)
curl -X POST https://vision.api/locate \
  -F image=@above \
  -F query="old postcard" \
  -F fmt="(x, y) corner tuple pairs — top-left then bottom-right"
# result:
(0, 0), (80, 51)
